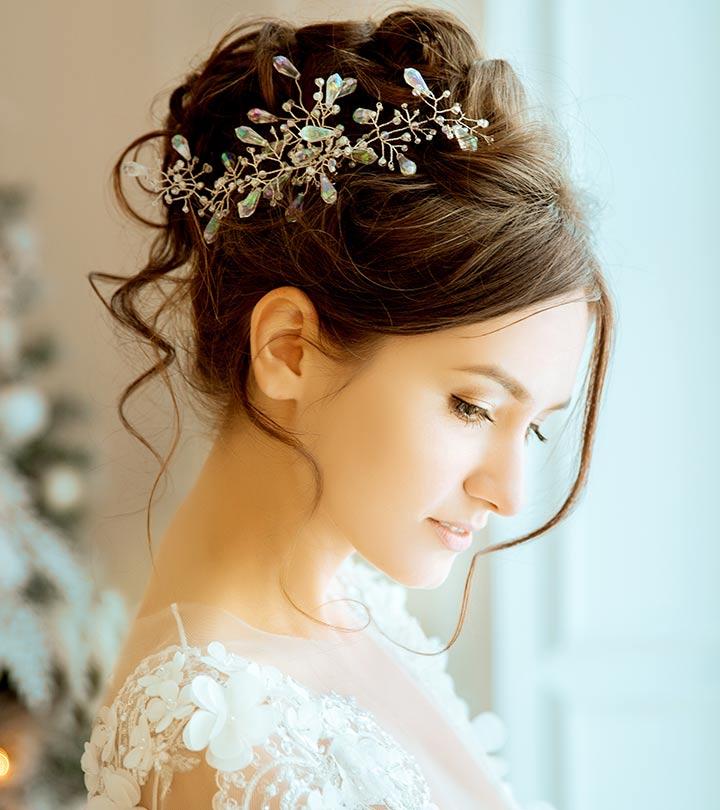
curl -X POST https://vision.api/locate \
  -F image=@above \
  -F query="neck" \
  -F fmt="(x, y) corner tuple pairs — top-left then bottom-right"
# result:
(136, 417), (356, 639)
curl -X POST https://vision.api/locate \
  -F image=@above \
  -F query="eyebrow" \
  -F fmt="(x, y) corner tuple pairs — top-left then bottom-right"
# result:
(453, 363), (572, 413)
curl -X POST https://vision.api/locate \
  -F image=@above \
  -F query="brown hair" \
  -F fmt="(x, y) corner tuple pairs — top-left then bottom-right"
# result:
(89, 6), (616, 655)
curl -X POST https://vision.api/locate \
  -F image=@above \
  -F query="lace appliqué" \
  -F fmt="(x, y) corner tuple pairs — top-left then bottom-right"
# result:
(335, 559), (531, 807)
(81, 638), (438, 810)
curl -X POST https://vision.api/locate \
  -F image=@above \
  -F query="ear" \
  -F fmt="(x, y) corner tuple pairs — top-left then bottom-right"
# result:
(249, 286), (320, 403)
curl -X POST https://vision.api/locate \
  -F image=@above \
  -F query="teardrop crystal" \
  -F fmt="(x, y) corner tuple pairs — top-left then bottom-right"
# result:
(285, 191), (305, 222)
(235, 126), (269, 147)
(349, 146), (378, 165)
(298, 125), (335, 142)
(324, 73), (344, 107)
(237, 187), (262, 218)
(319, 173), (337, 204)
(263, 175), (288, 200)
(221, 152), (237, 170)
(336, 77), (357, 99)
(122, 161), (149, 177)
(403, 68), (431, 97)
(453, 124), (478, 151)
(272, 55), (300, 79)
(247, 108), (279, 124)
(352, 108), (376, 125)
(397, 153), (417, 175)
(262, 182), (276, 200)
(203, 212), (222, 243)
(290, 145), (319, 165)
(171, 134), (191, 161)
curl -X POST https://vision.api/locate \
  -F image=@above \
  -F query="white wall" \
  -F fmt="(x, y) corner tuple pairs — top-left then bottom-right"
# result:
(482, 1), (720, 808)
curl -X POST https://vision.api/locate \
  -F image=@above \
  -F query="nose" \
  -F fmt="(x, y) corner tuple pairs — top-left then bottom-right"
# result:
(463, 441), (527, 518)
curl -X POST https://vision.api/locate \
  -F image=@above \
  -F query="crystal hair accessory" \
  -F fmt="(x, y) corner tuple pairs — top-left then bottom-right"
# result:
(122, 54), (494, 244)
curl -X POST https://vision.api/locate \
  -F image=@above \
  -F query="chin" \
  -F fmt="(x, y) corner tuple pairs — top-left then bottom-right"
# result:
(372, 555), (454, 590)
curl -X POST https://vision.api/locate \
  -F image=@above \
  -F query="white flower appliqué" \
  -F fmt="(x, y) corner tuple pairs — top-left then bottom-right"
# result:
(182, 668), (282, 771)
(81, 704), (120, 793)
(305, 780), (355, 809)
(137, 649), (195, 733)
(122, 714), (153, 772)
(86, 766), (147, 810)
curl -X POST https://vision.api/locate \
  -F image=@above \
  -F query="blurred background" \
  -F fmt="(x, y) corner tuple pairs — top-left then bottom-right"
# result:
(0, 1), (717, 808)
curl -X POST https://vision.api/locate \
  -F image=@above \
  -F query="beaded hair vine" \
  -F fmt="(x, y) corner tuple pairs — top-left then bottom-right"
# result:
(122, 54), (494, 244)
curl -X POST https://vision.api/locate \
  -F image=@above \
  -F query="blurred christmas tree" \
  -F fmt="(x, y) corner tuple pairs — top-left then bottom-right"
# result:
(0, 186), (127, 809)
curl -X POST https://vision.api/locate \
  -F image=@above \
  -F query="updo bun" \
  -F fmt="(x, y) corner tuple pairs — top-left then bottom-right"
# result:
(90, 6), (615, 650)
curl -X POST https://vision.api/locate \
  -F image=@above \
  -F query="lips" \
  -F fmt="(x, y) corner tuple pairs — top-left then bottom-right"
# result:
(429, 518), (473, 552)
(432, 518), (473, 533)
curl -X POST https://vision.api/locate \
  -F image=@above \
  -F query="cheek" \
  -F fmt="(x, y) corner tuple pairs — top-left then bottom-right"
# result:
(310, 385), (468, 585)
(324, 385), (443, 506)
(318, 391), (422, 506)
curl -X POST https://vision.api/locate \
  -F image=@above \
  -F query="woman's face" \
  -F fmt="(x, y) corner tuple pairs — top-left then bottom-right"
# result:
(301, 294), (591, 589)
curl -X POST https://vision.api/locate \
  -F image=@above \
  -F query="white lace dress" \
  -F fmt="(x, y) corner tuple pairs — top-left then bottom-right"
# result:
(80, 554), (556, 810)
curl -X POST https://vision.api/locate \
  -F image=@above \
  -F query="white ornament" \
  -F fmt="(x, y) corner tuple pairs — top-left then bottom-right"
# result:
(470, 710), (508, 753)
(0, 383), (49, 446)
(41, 463), (84, 512)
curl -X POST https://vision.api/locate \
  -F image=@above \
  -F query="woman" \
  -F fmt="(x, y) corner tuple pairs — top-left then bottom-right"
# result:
(81, 6), (615, 809)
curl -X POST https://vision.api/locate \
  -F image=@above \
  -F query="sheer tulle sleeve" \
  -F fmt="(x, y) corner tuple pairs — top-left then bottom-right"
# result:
(83, 638), (437, 810)
(81, 555), (546, 809)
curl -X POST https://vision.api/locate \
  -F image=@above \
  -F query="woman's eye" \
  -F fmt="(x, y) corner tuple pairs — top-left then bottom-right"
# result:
(450, 396), (548, 444)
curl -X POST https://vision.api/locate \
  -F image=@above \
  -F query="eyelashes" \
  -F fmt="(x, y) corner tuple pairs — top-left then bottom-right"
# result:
(450, 395), (549, 444)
